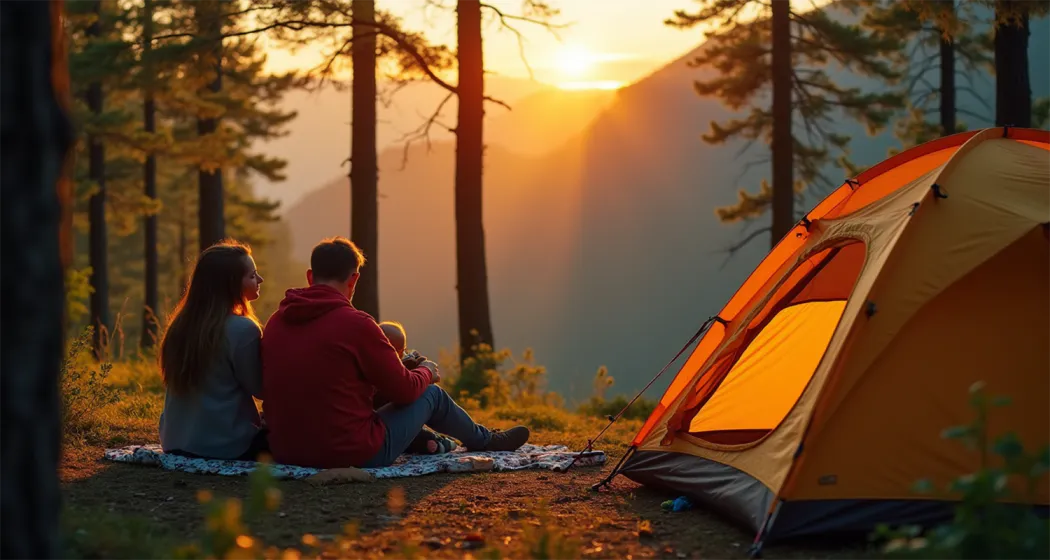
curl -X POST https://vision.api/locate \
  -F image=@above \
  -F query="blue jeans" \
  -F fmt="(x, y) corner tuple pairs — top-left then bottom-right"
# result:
(363, 385), (492, 468)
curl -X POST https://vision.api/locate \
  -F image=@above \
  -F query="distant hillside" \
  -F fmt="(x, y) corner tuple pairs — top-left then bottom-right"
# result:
(279, 6), (1050, 401)
(285, 139), (585, 362)
(486, 88), (616, 156)
(253, 76), (612, 207)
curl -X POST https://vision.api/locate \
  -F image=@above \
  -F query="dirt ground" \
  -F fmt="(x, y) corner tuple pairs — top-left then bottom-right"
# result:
(61, 443), (878, 559)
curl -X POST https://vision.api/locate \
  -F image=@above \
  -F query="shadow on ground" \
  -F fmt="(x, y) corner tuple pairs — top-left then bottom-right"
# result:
(61, 446), (879, 559)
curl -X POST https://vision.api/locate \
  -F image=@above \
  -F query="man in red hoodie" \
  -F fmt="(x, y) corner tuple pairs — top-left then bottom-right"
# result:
(261, 236), (530, 468)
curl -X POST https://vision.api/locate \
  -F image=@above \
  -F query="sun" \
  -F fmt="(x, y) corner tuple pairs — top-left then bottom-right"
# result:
(555, 46), (597, 79)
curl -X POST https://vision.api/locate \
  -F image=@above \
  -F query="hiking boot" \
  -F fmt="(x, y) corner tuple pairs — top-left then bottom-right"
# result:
(482, 426), (530, 452)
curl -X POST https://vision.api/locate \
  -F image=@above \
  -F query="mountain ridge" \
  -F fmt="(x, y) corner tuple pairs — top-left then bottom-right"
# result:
(277, 8), (1050, 401)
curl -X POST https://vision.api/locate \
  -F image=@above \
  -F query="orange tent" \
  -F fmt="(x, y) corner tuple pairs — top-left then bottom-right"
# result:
(614, 127), (1049, 550)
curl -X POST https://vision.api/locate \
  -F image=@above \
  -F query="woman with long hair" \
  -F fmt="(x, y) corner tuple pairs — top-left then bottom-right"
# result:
(158, 239), (268, 460)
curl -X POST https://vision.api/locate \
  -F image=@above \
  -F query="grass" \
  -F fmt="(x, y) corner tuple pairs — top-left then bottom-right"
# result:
(58, 339), (877, 560)
(60, 505), (182, 559)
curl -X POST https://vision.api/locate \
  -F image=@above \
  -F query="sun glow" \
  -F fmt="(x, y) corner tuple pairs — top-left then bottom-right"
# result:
(555, 45), (599, 79)
(557, 80), (625, 91)
(552, 46), (626, 91)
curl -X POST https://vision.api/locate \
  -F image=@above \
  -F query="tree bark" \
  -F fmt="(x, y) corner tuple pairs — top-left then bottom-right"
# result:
(197, 0), (225, 250)
(178, 193), (189, 295)
(142, 0), (159, 348)
(350, 0), (380, 320)
(87, 0), (109, 357)
(939, 0), (956, 136)
(770, 0), (794, 248)
(0, 0), (75, 556)
(454, 0), (495, 362)
(994, 1), (1030, 127)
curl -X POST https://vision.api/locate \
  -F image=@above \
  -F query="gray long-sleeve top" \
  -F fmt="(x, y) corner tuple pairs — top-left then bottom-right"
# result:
(159, 315), (264, 459)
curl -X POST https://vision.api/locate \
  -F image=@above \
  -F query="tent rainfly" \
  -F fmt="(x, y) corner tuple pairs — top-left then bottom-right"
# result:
(602, 127), (1049, 555)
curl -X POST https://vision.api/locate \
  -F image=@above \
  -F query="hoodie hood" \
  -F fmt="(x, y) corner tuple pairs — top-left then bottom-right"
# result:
(277, 284), (351, 324)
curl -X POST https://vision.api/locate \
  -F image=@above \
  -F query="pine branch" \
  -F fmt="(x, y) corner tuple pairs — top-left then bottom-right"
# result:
(397, 91), (455, 170)
(474, 2), (564, 87)
(1034, 98), (1050, 129)
(731, 156), (770, 186)
(479, 2), (568, 32)
(479, 2), (558, 81)
(957, 107), (989, 121)
(910, 88), (938, 106)
(154, 17), (512, 110)
(718, 226), (772, 269)
(955, 86), (992, 113)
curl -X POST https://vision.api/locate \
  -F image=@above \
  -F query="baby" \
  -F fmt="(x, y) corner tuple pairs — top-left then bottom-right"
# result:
(378, 321), (456, 455)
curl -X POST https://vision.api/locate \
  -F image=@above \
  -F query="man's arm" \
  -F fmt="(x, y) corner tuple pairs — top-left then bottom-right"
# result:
(350, 313), (433, 405)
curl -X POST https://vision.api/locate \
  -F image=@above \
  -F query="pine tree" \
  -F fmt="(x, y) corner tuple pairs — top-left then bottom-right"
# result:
(991, 0), (1050, 127)
(454, 0), (495, 362)
(86, 0), (110, 357)
(351, 0), (380, 321)
(452, 0), (560, 363)
(861, 0), (992, 150)
(249, 0), (458, 325)
(936, 1), (958, 136)
(668, 0), (903, 250)
(141, 0), (159, 348)
(67, 0), (144, 355)
(150, 0), (296, 329)
(62, 0), (299, 347)
(0, 1), (75, 555)
(68, 0), (162, 349)
(195, 0), (226, 250)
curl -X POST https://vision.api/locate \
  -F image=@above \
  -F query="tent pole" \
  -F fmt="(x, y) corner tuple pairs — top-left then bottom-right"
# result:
(560, 316), (718, 475)
(748, 499), (783, 559)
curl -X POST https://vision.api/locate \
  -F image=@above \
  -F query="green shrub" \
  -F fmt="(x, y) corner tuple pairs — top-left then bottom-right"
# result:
(65, 266), (93, 327)
(873, 381), (1050, 559)
(493, 404), (574, 432)
(445, 343), (560, 409)
(61, 327), (120, 442)
(576, 366), (656, 421)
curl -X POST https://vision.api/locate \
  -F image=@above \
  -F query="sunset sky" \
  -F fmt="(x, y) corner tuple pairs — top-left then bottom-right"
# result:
(263, 0), (742, 90)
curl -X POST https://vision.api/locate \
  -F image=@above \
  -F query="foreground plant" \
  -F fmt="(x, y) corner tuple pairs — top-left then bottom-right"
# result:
(873, 382), (1050, 559)
(62, 327), (120, 442)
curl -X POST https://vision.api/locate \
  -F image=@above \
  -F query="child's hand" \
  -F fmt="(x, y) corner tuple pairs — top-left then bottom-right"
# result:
(402, 352), (426, 369)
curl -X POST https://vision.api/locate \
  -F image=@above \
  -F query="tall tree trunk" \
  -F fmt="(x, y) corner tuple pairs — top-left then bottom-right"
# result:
(939, 0), (956, 136)
(87, 0), (109, 358)
(454, 0), (495, 362)
(141, 0), (159, 348)
(0, 0), (75, 556)
(350, 0), (380, 320)
(994, 1), (1031, 127)
(197, 0), (224, 250)
(770, 0), (793, 248)
(179, 193), (189, 295)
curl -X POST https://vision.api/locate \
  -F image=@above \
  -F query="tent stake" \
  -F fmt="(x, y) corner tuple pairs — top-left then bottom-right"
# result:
(590, 445), (636, 491)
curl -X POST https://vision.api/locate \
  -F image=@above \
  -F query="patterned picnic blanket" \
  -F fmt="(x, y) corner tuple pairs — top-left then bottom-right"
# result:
(103, 444), (605, 480)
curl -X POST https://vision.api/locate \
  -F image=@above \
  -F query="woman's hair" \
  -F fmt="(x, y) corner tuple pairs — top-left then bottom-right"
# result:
(159, 239), (259, 396)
